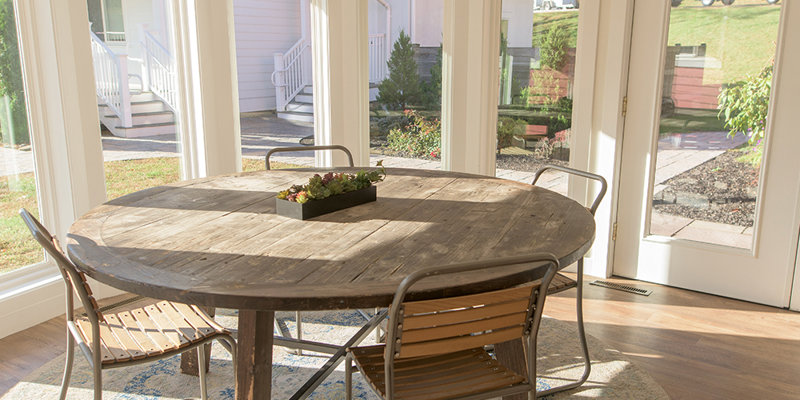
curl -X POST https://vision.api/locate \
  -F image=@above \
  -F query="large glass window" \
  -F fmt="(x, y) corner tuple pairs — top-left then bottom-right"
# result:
(495, 0), (579, 193)
(234, 0), (316, 172)
(88, 0), (126, 42)
(0, 0), (42, 274)
(649, 0), (781, 249)
(368, 0), (443, 171)
(88, 0), (184, 200)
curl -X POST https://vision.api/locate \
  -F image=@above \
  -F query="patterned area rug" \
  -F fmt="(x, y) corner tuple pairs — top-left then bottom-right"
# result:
(1, 310), (668, 399)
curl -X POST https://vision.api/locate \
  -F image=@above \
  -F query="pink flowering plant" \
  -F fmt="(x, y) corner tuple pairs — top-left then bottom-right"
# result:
(276, 161), (386, 204)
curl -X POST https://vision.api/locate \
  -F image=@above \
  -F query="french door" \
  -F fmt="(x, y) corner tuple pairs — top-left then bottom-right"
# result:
(614, 1), (800, 307)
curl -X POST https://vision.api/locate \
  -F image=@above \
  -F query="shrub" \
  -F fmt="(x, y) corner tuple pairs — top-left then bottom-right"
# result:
(0, 0), (29, 146)
(496, 117), (526, 149)
(386, 109), (441, 159)
(718, 65), (772, 166)
(538, 25), (570, 71)
(377, 31), (422, 110)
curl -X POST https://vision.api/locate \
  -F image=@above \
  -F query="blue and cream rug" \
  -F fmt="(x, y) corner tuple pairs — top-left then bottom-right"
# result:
(1, 310), (668, 399)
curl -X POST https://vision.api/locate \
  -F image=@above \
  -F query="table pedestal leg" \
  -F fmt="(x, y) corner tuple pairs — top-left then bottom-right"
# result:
(495, 338), (527, 400)
(180, 307), (215, 376)
(236, 310), (274, 400)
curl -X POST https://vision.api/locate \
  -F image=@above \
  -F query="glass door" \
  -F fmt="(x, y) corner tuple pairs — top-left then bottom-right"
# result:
(614, 0), (800, 306)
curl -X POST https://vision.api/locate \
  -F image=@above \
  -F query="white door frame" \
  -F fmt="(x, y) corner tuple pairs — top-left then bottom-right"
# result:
(614, 1), (800, 307)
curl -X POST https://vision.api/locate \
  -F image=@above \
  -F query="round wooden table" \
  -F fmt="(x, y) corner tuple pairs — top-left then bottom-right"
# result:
(67, 168), (595, 400)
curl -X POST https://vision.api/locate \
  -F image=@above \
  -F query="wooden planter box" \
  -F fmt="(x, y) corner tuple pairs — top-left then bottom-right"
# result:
(276, 185), (377, 220)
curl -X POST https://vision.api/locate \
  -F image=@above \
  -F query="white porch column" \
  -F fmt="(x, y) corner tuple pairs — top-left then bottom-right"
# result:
(310, 0), (370, 167)
(15, 0), (105, 243)
(172, 0), (241, 178)
(441, 0), (501, 176)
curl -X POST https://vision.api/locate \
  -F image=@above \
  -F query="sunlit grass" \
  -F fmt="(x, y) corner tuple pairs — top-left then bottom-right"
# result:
(1, 156), (301, 275)
(533, 4), (780, 83)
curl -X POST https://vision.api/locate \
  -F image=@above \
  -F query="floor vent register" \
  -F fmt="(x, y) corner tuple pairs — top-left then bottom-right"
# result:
(589, 280), (653, 296)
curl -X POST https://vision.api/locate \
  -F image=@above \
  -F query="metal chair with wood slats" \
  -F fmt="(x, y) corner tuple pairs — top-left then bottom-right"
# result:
(266, 144), (379, 356)
(344, 253), (560, 400)
(531, 164), (607, 396)
(19, 208), (237, 400)
(265, 144), (355, 170)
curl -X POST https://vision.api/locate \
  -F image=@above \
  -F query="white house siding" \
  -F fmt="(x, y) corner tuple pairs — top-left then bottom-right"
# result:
(412, 0), (442, 47)
(502, 0), (534, 48)
(233, 0), (302, 112)
(382, 0), (531, 49)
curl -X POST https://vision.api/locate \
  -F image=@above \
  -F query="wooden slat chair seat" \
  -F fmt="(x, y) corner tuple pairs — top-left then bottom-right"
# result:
(19, 209), (236, 400)
(546, 273), (577, 295)
(350, 346), (525, 400)
(74, 301), (228, 365)
(531, 165), (607, 397)
(345, 254), (560, 400)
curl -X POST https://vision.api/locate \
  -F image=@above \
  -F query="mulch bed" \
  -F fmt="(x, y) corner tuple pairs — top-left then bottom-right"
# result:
(653, 150), (759, 227)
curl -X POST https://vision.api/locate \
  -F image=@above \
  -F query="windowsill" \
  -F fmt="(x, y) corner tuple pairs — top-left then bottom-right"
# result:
(0, 261), (60, 300)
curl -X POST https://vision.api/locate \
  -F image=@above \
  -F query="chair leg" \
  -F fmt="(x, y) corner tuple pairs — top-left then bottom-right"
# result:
(295, 311), (303, 355)
(59, 333), (75, 400)
(345, 352), (353, 400)
(198, 344), (208, 400)
(573, 266), (592, 385)
(538, 259), (592, 397)
(218, 335), (237, 382)
(93, 361), (102, 400)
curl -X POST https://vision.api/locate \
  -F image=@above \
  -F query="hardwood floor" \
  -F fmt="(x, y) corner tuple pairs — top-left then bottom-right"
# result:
(1, 276), (799, 399)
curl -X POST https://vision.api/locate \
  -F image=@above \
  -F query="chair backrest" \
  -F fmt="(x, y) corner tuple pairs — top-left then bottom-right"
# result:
(384, 253), (559, 361)
(265, 145), (355, 170)
(19, 208), (102, 321)
(531, 164), (607, 215)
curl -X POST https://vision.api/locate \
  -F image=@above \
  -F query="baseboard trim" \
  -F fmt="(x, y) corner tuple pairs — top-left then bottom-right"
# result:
(0, 272), (124, 339)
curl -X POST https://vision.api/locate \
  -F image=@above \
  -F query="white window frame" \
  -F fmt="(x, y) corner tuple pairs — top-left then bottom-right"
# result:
(0, 0), (241, 339)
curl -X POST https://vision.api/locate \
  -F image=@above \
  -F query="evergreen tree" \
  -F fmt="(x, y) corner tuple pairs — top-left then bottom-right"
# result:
(421, 44), (442, 108)
(377, 30), (421, 110)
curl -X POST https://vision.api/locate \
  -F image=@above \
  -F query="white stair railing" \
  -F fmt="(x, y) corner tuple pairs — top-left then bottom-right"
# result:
(272, 34), (387, 112)
(142, 30), (177, 112)
(368, 33), (387, 83)
(90, 31), (132, 127)
(272, 38), (310, 112)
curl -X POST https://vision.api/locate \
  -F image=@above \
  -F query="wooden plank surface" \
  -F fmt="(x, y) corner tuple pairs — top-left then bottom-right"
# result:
(66, 168), (594, 311)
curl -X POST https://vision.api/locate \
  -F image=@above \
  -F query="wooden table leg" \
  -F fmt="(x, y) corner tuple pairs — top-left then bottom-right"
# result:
(181, 307), (215, 376)
(495, 338), (527, 400)
(236, 310), (274, 400)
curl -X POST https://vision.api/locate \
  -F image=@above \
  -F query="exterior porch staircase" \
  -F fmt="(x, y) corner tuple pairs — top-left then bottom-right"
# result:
(98, 91), (175, 137)
(277, 85), (314, 123)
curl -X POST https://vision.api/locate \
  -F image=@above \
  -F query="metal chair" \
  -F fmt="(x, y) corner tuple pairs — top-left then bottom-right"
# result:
(19, 209), (237, 400)
(265, 144), (354, 170)
(531, 164), (607, 396)
(266, 144), (370, 355)
(345, 253), (560, 400)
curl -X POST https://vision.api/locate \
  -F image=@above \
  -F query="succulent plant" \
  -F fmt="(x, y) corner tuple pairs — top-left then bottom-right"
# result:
(276, 161), (386, 203)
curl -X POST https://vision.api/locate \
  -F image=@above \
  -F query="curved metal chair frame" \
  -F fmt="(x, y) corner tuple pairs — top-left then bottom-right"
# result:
(345, 254), (560, 400)
(265, 144), (360, 356)
(531, 164), (607, 396)
(19, 209), (237, 400)
(265, 144), (355, 170)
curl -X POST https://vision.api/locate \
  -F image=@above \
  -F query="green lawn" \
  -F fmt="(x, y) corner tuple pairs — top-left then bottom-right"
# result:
(0, 156), (298, 275)
(659, 108), (726, 134)
(533, 3), (780, 83)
